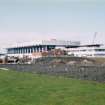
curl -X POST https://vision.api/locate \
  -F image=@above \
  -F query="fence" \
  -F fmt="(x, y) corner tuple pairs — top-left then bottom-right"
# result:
(0, 64), (105, 82)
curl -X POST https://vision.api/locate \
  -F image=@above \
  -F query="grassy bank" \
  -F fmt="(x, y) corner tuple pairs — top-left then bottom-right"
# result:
(0, 69), (105, 105)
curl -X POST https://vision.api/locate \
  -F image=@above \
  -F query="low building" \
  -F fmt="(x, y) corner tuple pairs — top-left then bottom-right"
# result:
(67, 44), (105, 57)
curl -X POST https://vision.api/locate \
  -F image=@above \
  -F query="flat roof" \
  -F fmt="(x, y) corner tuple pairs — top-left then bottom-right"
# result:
(66, 44), (103, 48)
(7, 40), (80, 48)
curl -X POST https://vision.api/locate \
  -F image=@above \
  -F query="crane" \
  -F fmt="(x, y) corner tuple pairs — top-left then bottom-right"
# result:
(92, 32), (97, 44)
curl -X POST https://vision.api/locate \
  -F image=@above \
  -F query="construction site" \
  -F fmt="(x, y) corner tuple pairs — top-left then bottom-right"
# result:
(0, 37), (105, 82)
(0, 34), (105, 64)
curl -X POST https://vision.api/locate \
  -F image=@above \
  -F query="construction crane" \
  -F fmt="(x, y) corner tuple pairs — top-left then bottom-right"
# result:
(92, 32), (97, 44)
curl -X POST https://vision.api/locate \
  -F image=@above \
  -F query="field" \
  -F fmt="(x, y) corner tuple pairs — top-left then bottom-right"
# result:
(0, 69), (105, 105)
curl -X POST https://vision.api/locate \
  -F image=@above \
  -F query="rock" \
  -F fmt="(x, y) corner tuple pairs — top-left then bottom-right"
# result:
(66, 61), (77, 65)
(81, 59), (93, 65)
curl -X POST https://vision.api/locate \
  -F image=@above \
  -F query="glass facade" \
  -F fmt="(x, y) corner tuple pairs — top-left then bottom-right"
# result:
(7, 45), (55, 54)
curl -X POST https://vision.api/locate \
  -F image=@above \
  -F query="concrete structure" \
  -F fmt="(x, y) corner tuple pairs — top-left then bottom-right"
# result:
(67, 44), (105, 57)
(7, 39), (80, 58)
(42, 39), (80, 46)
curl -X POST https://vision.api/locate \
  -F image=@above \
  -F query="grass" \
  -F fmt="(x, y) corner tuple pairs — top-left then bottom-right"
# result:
(0, 70), (105, 105)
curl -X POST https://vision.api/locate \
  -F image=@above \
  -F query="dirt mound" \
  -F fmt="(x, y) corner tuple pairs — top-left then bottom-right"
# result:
(50, 59), (66, 65)
(80, 59), (94, 65)
(34, 57), (96, 66)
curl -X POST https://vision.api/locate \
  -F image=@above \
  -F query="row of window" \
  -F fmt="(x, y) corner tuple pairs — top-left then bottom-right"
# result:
(7, 45), (56, 54)
(8, 47), (48, 54)
(70, 49), (105, 52)
(94, 49), (105, 51)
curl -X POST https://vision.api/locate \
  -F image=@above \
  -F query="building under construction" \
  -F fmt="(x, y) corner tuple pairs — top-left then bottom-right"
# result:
(7, 39), (80, 58)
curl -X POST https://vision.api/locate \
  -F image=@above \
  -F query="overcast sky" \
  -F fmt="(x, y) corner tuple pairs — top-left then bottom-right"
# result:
(0, 0), (105, 47)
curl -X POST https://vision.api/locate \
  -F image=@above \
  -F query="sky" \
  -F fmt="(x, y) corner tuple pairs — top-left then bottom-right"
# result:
(0, 0), (105, 47)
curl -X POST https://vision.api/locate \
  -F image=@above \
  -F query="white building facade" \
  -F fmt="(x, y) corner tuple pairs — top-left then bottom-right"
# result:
(67, 44), (105, 57)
